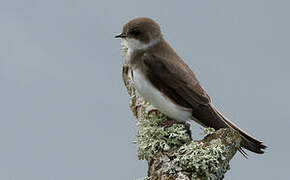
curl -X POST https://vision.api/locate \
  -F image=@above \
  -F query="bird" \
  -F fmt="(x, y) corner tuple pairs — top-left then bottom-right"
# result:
(115, 17), (266, 155)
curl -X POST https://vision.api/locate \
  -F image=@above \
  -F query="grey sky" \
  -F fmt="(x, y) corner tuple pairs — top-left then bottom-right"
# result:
(0, 0), (289, 179)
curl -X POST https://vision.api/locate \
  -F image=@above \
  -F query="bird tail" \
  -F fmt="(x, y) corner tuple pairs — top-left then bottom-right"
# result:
(208, 104), (267, 156)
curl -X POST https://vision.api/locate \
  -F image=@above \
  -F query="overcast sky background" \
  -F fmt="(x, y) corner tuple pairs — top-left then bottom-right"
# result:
(1, 0), (289, 179)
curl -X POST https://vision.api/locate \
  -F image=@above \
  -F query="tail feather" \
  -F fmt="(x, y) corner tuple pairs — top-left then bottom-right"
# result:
(208, 104), (267, 155)
(238, 148), (248, 158)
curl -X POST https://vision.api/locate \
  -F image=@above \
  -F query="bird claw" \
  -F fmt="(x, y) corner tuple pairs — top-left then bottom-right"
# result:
(162, 119), (178, 127)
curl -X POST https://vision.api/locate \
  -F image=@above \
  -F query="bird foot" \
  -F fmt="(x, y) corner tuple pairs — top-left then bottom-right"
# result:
(162, 119), (178, 127)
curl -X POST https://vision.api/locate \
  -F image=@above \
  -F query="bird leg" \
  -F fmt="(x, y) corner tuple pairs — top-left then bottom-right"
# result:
(162, 119), (178, 127)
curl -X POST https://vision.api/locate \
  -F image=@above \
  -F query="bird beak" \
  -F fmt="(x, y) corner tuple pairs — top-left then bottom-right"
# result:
(114, 33), (127, 38)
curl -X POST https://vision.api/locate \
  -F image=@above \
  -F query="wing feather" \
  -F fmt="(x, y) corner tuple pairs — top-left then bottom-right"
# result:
(142, 53), (210, 107)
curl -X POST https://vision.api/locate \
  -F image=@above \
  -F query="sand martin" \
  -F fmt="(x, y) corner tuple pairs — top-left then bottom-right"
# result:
(115, 17), (266, 155)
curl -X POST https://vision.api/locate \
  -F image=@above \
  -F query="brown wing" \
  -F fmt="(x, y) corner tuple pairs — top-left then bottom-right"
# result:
(142, 54), (267, 155)
(142, 53), (210, 108)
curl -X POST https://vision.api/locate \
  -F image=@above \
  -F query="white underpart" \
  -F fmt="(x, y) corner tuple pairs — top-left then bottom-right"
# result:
(123, 37), (161, 64)
(133, 69), (192, 122)
(123, 37), (192, 122)
(124, 37), (161, 53)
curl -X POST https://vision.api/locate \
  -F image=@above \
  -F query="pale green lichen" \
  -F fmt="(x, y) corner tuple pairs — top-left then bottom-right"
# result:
(176, 172), (191, 180)
(151, 129), (240, 180)
(136, 111), (191, 161)
(145, 128), (240, 180)
(174, 140), (230, 180)
(201, 127), (216, 136)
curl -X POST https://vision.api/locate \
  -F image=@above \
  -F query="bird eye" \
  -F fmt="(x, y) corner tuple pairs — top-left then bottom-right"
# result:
(130, 30), (141, 36)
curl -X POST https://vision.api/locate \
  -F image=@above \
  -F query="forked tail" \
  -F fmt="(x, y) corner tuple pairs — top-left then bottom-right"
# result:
(209, 104), (267, 156)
